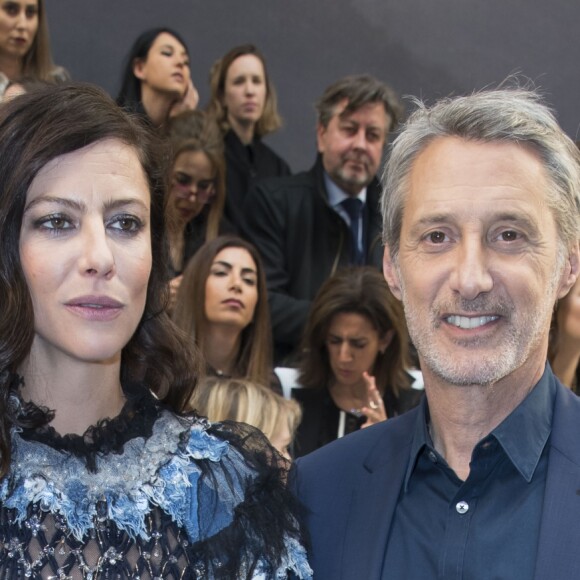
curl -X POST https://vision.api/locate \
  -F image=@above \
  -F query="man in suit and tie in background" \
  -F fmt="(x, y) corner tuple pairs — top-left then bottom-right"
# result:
(291, 87), (580, 579)
(243, 75), (402, 363)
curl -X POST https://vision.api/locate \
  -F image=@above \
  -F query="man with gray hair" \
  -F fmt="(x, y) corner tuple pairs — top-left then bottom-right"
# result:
(243, 75), (402, 363)
(291, 88), (580, 579)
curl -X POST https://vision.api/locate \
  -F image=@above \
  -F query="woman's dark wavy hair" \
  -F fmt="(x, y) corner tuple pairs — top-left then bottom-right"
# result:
(116, 27), (189, 111)
(298, 266), (412, 397)
(0, 82), (199, 476)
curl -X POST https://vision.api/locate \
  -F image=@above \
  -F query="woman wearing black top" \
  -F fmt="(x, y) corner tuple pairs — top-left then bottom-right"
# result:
(294, 267), (422, 457)
(207, 44), (290, 231)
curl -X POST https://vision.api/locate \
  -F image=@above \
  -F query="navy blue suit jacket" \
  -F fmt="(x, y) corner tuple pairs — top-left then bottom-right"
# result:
(291, 371), (580, 579)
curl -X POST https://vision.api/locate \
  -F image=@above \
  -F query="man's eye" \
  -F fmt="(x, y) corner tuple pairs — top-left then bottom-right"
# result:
(499, 230), (519, 242)
(428, 231), (447, 243)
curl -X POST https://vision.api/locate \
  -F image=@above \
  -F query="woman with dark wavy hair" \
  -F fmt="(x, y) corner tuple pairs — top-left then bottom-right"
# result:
(207, 44), (290, 231)
(0, 83), (310, 579)
(294, 267), (421, 457)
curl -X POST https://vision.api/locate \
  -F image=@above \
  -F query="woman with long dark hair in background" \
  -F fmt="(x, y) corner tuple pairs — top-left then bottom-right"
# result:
(116, 27), (198, 128)
(295, 267), (421, 456)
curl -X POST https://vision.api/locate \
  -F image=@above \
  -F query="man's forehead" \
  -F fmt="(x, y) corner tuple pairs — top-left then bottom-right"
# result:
(333, 98), (390, 126)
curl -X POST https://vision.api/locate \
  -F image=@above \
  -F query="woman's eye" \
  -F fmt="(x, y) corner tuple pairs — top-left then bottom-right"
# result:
(25, 5), (37, 17)
(109, 215), (143, 234)
(3, 4), (19, 17)
(242, 277), (256, 286)
(35, 214), (73, 231)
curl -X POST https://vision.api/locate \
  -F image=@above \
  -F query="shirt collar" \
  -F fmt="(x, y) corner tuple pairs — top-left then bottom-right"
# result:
(403, 364), (555, 490)
(324, 171), (367, 207)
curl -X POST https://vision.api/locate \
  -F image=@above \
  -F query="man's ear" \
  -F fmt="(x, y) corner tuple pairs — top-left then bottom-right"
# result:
(557, 242), (580, 299)
(132, 58), (146, 81)
(383, 244), (402, 300)
(316, 122), (327, 155)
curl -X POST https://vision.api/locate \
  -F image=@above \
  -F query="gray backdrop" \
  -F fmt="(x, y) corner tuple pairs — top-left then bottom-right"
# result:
(46, 0), (579, 172)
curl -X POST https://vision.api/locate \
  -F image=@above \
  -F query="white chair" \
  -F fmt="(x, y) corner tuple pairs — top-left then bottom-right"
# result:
(274, 367), (302, 400)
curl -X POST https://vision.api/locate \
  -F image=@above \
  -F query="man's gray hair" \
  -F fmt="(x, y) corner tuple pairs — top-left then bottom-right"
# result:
(381, 88), (580, 258)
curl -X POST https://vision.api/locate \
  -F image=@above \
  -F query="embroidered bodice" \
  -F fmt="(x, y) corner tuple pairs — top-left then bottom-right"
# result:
(0, 391), (311, 579)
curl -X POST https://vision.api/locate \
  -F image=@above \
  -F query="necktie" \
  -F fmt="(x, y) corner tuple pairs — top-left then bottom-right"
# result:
(340, 197), (364, 264)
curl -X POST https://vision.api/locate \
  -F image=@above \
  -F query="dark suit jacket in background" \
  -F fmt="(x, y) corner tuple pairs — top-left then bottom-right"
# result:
(291, 369), (580, 579)
(242, 156), (383, 363)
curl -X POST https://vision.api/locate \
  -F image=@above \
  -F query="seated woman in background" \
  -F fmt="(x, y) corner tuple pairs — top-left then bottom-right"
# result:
(165, 110), (233, 306)
(0, 83), (310, 578)
(0, 0), (67, 98)
(294, 267), (421, 457)
(190, 377), (302, 460)
(173, 235), (279, 392)
(116, 27), (198, 128)
(549, 275), (580, 392)
(207, 44), (290, 231)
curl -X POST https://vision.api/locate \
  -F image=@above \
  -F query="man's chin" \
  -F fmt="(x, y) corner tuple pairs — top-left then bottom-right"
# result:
(334, 171), (372, 194)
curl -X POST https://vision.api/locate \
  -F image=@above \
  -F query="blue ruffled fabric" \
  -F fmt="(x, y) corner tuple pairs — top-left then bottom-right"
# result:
(0, 408), (312, 579)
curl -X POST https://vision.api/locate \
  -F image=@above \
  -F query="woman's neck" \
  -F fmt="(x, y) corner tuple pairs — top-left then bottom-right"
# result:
(140, 85), (176, 127)
(168, 225), (186, 272)
(204, 325), (242, 376)
(18, 353), (126, 436)
(0, 53), (23, 81)
(329, 379), (369, 413)
(228, 115), (256, 145)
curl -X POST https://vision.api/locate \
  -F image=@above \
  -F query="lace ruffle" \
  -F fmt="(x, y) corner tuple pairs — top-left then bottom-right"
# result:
(0, 405), (312, 578)
(17, 384), (161, 472)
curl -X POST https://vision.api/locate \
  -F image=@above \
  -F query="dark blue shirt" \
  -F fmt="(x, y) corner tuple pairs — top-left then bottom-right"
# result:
(383, 368), (555, 580)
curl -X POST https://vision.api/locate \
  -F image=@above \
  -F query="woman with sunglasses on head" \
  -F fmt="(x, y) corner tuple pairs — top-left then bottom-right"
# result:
(117, 27), (198, 129)
(207, 44), (290, 231)
(0, 0), (67, 99)
(165, 111), (236, 308)
(0, 83), (311, 579)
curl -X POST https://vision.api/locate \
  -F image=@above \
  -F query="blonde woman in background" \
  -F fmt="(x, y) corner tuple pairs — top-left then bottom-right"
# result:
(191, 377), (302, 460)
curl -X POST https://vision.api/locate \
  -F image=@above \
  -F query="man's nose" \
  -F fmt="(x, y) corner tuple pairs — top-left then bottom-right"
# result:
(449, 239), (493, 300)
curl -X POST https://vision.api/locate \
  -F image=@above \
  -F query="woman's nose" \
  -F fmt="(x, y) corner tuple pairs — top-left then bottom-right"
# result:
(77, 223), (115, 278)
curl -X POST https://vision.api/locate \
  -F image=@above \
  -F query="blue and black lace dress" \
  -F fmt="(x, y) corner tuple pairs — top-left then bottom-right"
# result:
(0, 387), (312, 579)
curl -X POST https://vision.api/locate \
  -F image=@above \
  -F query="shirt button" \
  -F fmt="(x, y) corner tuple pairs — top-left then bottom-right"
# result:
(456, 501), (469, 514)
(427, 451), (437, 463)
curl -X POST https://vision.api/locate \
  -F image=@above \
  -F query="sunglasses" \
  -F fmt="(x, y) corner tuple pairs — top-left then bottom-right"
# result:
(172, 172), (216, 203)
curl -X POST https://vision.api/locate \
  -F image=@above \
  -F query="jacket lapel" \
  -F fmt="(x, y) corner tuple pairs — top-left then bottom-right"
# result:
(340, 419), (414, 579)
(534, 382), (580, 579)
